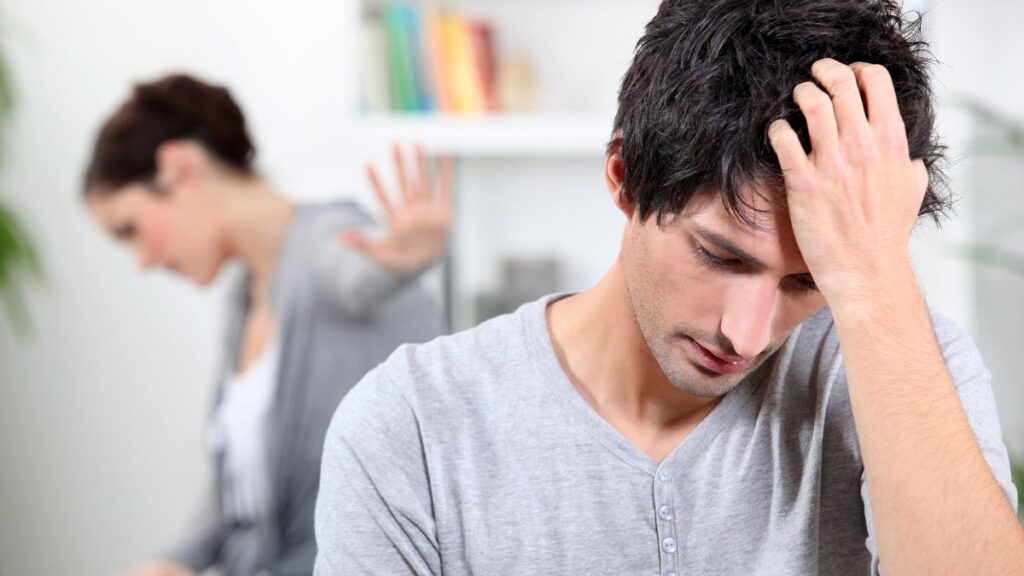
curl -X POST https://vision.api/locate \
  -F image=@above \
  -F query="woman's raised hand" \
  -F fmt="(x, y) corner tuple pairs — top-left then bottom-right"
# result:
(341, 143), (453, 275)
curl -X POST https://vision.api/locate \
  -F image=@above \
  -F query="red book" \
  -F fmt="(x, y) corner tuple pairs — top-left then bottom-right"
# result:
(468, 21), (497, 112)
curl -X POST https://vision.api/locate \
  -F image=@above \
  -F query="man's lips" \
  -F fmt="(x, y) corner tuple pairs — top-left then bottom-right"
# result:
(688, 338), (752, 375)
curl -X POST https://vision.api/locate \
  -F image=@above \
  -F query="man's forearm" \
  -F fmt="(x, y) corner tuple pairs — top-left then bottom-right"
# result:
(830, 262), (1024, 575)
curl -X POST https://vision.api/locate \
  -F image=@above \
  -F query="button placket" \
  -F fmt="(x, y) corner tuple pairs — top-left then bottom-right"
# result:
(654, 467), (680, 575)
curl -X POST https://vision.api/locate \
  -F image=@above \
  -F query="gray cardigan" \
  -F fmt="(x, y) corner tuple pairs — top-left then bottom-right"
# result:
(166, 201), (441, 576)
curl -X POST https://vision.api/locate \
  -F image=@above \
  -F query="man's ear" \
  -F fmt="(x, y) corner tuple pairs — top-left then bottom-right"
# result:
(605, 134), (634, 219)
(154, 140), (208, 195)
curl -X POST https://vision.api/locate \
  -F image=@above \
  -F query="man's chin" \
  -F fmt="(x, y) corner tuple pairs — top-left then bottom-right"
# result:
(661, 350), (765, 398)
(671, 375), (743, 398)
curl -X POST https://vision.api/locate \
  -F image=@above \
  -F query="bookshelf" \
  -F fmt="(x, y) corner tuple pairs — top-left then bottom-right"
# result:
(345, 0), (660, 329)
(353, 114), (611, 158)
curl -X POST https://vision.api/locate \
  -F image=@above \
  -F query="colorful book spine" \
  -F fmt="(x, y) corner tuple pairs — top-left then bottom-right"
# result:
(359, 14), (390, 113)
(425, 6), (454, 114)
(468, 21), (496, 113)
(382, 6), (417, 112)
(443, 12), (486, 114)
(367, 4), (504, 115)
(400, 6), (435, 112)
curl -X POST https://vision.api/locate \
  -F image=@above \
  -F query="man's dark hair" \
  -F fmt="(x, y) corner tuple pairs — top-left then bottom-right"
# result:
(611, 0), (949, 225)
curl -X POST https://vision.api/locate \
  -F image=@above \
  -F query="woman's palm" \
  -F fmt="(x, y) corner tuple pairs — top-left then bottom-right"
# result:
(342, 144), (453, 274)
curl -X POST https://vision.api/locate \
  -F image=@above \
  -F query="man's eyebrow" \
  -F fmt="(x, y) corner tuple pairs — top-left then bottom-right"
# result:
(692, 225), (766, 269)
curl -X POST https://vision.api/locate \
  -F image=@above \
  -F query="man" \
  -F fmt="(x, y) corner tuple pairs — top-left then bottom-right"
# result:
(315, 1), (1023, 574)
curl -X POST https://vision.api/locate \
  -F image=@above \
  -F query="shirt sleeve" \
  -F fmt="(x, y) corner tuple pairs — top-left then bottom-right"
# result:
(314, 361), (442, 576)
(860, 312), (1019, 575)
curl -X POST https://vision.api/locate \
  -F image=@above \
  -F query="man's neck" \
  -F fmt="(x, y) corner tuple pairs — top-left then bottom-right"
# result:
(546, 262), (722, 463)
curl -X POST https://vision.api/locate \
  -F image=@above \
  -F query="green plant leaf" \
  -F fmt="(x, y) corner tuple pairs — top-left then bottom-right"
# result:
(0, 200), (42, 334)
(946, 242), (1024, 278)
(953, 95), (1024, 156)
(1012, 458), (1024, 524)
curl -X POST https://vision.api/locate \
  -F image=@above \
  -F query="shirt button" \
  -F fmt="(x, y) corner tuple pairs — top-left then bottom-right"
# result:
(662, 537), (677, 553)
(659, 505), (673, 521)
(659, 471), (670, 482)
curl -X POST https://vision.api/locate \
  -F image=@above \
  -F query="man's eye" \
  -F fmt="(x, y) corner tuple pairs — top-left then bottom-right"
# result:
(695, 245), (740, 269)
(791, 275), (819, 293)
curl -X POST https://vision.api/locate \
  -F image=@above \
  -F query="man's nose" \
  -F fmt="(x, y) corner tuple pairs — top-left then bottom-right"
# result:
(720, 280), (776, 359)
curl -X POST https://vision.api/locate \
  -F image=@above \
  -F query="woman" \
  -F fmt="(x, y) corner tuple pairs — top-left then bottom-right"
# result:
(83, 74), (451, 576)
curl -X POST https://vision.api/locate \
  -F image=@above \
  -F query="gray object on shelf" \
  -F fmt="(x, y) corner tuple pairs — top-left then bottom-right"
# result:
(475, 256), (560, 323)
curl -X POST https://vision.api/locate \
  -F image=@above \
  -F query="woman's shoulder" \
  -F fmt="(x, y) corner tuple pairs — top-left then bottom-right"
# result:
(277, 200), (376, 280)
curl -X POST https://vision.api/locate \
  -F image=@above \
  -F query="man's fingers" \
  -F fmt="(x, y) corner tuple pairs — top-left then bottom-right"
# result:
(365, 164), (396, 220)
(792, 81), (840, 162)
(768, 119), (811, 178)
(849, 62), (907, 149)
(810, 58), (873, 150)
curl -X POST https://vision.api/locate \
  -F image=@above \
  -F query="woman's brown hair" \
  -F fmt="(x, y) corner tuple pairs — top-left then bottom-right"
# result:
(84, 73), (256, 195)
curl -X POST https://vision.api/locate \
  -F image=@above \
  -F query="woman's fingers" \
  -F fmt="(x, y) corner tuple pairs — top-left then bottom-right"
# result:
(370, 143), (449, 215)
(365, 164), (396, 220)
(415, 143), (431, 200)
(340, 230), (374, 255)
(437, 155), (452, 206)
(392, 142), (414, 204)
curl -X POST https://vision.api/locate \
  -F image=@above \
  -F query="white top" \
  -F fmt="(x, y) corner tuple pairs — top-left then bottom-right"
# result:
(208, 339), (280, 523)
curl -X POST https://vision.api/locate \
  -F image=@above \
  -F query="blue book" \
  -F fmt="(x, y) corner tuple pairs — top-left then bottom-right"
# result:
(400, 6), (436, 112)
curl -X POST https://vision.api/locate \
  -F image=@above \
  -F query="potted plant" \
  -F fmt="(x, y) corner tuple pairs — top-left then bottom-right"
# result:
(0, 33), (40, 334)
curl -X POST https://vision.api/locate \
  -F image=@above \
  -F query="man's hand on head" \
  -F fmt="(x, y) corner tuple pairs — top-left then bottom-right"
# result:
(768, 58), (928, 309)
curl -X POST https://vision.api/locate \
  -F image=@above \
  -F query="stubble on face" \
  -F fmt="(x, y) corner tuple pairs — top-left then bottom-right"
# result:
(627, 269), (780, 398)
(621, 204), (795, 398)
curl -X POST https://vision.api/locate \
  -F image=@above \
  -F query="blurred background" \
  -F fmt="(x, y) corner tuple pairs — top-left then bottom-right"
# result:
(0, 0), (1020, 574)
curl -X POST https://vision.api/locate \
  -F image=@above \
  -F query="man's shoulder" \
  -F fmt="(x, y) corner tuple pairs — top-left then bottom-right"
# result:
(775, 304), (983, 415)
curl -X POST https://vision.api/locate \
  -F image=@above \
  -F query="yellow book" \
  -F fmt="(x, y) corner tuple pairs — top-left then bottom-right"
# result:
(426, 6), (455, 114)
(442, 13), (486, 114)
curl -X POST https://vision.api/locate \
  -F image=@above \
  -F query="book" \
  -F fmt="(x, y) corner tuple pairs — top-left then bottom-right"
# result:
(368, 4), (516, 115)
(382, 6), (417, 112)
(468, 21), (497, 112)
(399, 6), (435, 112)
(359, 13), (390, 113)
(442, 12), (486, 114)
(425, 6), (454, 113)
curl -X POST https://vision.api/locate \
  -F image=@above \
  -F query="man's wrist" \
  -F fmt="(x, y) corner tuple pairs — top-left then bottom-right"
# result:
(820, 257), (922, 323)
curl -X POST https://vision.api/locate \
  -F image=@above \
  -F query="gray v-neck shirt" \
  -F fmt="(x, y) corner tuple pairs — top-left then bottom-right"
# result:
(314, 295), (1017, 575)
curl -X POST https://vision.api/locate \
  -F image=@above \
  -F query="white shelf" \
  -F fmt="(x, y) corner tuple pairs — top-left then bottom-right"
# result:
(352, 113), (613, 158)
